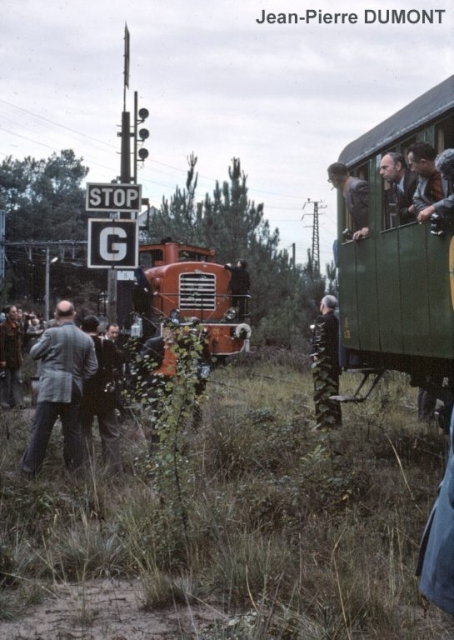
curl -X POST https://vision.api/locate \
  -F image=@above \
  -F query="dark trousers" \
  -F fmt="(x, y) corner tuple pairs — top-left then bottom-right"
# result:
(1, 367), (24, 409)
(81, 407), (122, 473)
(418, 388), (437, 421)
(231, 294), (249, 322)
(20, 384), (82, 476)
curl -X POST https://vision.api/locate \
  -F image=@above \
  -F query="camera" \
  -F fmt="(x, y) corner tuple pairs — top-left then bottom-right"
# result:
(430, 213), (445, 236)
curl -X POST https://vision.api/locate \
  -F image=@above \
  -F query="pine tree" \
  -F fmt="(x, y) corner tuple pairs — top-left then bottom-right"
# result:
(148, 153), (199, 244)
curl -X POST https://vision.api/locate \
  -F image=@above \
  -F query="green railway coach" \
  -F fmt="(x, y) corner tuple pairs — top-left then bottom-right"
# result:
(336, 75), (454, 395)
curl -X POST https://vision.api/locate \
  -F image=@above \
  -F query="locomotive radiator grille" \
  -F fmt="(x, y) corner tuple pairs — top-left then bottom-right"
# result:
(179, 272), (216, 310)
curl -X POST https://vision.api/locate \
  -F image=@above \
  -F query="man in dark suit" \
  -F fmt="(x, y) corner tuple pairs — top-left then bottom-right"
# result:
(224, 259), (251, 321)
(379, 152), (418, 225)
(80, 316), (122, 474)
(19, 301), (98, 477)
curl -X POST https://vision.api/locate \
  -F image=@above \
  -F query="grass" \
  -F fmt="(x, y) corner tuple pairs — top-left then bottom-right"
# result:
(0, 349), (453, 638)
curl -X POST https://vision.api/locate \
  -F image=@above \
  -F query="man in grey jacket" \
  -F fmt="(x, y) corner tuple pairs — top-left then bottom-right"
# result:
(19, 301), (98, 477)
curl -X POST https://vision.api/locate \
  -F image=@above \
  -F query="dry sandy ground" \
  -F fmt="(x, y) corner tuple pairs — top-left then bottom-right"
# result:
(0, 580), (226, 639)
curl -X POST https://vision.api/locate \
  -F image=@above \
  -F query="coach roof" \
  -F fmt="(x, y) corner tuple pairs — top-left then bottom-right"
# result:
(339, 74), (454, 168)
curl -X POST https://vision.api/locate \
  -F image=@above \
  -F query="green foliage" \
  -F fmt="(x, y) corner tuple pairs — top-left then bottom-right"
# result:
(2, 150), (88, 244)
(0, 150), (106, 307)
(123, 323), (210, 564)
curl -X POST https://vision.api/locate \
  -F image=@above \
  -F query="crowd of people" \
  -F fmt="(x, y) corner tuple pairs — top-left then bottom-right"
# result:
(0, 301), (127, 478)
(328, 143), (454, 242)
(0, 298), (212, 480)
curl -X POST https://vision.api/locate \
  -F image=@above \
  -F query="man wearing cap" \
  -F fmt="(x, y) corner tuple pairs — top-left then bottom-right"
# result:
(327, 162), (369, 241)
(311, 295), (342, 430)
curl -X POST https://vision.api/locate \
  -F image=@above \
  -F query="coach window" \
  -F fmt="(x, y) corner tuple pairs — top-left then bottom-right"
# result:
(341, 164), (369, 240)
(381, 138), (418, 231)
(381, 150), (394, 231)
(400, 136), (417, 161)
(436, 116), (454, 151)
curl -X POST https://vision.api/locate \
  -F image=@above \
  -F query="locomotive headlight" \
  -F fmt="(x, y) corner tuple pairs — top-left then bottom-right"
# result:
(224, 307), (237, 321)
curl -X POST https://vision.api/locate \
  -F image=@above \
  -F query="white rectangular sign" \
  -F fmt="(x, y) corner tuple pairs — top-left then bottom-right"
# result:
(86, 183), (142, 212)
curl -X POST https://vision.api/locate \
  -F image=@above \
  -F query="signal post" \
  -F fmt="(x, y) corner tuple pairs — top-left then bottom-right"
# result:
(87, 26), (149, 325)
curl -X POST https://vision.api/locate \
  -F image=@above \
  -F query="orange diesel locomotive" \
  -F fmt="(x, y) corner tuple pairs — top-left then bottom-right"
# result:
(131, 240), (251, 356)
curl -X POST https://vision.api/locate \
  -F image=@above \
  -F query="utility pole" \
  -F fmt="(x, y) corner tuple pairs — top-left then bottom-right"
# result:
(44, 248), (59, 322)
(302, 199), (326, 276)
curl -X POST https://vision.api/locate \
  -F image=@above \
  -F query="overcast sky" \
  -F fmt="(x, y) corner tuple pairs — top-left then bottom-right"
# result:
(1, 0), (453, 267)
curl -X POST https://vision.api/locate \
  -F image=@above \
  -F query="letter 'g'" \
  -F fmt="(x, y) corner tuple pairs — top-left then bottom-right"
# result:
(99, 226), (128, 261)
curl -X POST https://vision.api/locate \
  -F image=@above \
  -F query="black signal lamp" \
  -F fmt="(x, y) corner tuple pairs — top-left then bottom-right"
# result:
(138, 108), (149, 122)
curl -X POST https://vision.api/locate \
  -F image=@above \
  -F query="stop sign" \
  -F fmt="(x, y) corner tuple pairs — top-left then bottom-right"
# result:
(86, 183), (142, 212)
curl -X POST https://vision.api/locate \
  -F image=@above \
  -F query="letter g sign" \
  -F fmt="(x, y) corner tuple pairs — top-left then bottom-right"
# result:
(100, 226), (128, 261)
(88, 219), (138, 269)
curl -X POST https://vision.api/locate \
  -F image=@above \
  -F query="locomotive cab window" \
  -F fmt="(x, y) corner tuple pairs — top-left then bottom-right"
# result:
(140, 249), (164, 267)
(178, 249), (211, 262)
